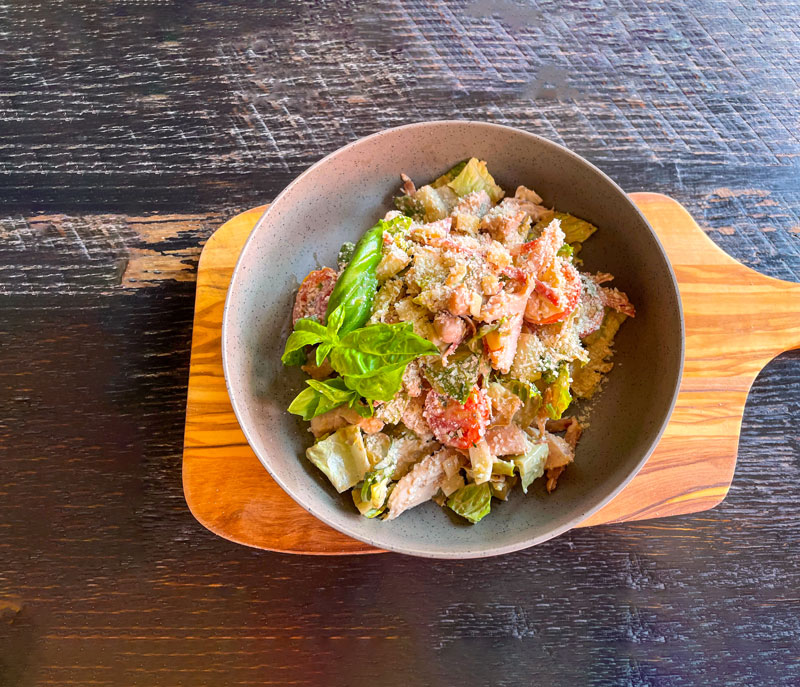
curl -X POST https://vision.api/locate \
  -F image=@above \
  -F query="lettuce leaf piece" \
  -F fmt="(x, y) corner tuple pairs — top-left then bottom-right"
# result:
(544, 364), (572, 420)
(359, 462), (395, 509)
(394, 194), (425, 221)
(330, 322), (438, 401)
(431, 159), (468, 188)
(512, 440), (549, 493)
(352, 486), (388, 518)
(491, 458), (516, 477)
(423, 349), (481, 404)
(533, 212), (597, 245)
(337, 241), (355, 270)
(447, 482), (492, 524)
(447, 158), (505, 204)
(500, 376), (541, 405)
(307, 425), (371, 493)
(571, 309), (628, 399)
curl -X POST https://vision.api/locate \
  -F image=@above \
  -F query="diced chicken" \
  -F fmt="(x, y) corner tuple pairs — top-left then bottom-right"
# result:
(485, 424), (529, 456)
(481, 206), (527, 247)
(545, 466), (565, 493)
(502, 196), (552, 223)
(402, 359), (425, 398)
(309, 408), (384, 438)
(487, 383), (522, 427)
(401, 394), (432, 438)
(433, 311), (466, 344)
(292, 267), (338, 325)
(515, 219), (565, 278)
(386, 447), (466, 519)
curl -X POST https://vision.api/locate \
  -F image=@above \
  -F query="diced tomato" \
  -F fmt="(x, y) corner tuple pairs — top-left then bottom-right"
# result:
(423, 386), (491, 450)
(524, 258), (581, 325)
(292, 267), (338, 325)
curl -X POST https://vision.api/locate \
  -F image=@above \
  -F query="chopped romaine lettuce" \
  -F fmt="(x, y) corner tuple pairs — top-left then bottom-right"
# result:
(352, 487), (387, 518)
(571, 309), (628, 399)
(337, 241), (355, 270)
(533, 212), (597, 245)
(468, 439), (493, 485)
(491, 458), (516, 476)
(431, 160), (468, 188)
(447, 158), (505, 204)
(423, 349), (481, 404)
(414, 184), (458, 222)
(306, 425), (370, 493)
(394, 194), (425, 221)
(447, 482), (492, 524)
(512, 440), (549, 493)
(544, 364), (572, 420)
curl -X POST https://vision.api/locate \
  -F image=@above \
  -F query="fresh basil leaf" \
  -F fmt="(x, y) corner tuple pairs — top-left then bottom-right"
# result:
(288, 378), (358, 421)
(329, 322), (438, 401)
(326, 218), (412, 335)
(281, 329), (326, 366)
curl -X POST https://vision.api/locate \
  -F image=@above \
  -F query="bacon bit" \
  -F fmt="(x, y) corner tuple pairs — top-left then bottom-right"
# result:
(400, 172), (416, 196)
(545, 466), (565, 493)
(546, 417), (583, 450)
(593, 272), (614, 285)
(600, 286), (636, 317)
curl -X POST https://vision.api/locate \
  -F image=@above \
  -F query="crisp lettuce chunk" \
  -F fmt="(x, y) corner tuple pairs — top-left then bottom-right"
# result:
(447, 158), (505, 204)
(306, 425), (370, 493)
(544, 364), (572, 420)
(512, 440), (549, 493)
(447, 482), (492, 524)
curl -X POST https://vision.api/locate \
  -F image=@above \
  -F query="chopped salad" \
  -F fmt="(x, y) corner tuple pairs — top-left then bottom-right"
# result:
(281, 159), (635, 523)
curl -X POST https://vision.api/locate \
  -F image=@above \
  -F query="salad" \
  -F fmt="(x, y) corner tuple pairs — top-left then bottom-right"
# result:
(281, 158), (634, 524)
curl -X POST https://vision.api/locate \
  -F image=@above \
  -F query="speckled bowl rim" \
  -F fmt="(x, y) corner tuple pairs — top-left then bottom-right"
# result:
(222, 120), (685, 558)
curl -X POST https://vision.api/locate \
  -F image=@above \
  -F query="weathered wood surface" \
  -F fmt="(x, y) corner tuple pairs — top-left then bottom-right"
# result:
(182, 194), (800, 554)
(1, 1), (799, 685)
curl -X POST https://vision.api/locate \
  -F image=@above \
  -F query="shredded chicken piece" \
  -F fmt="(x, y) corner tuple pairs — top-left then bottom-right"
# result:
(309, 408), (384, 438)
(300, 355), (333, 381)
(485, 424), (529, 456)
(386, 447), (465, 519)
(502, 196), (552, 223)
(452, 189), (491, 217)
(401, 394), (432, 438)
(543, 431), (574, 469)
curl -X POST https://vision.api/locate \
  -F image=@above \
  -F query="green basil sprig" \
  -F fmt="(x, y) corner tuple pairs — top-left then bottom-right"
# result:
(283, 304), (438, 418)
(326, 215), (411, 335)
(329, 322), (438, 401)
(287, 378), (372, 421)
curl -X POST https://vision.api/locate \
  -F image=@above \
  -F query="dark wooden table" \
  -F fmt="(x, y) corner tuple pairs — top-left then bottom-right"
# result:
(2, 2), (798, 685)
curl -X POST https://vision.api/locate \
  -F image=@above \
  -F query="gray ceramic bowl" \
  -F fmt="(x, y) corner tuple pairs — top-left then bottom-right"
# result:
(222, 121), (684, 558)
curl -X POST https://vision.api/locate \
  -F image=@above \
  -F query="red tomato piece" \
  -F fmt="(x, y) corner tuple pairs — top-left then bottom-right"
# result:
(292, 267), (338, 325)
(423, 386), (491, 450)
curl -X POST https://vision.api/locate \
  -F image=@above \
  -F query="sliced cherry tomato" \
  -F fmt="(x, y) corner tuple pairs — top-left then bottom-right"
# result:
(524, 258), (581, 325)
(292, 267), (338, 325)
(423, 385), (491, 450)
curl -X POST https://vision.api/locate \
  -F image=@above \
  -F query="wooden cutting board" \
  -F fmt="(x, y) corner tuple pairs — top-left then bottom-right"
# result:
(182, 193), (800, 555)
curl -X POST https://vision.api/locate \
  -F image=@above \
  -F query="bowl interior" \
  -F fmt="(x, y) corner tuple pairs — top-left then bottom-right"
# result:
(222, 121), (683, 558)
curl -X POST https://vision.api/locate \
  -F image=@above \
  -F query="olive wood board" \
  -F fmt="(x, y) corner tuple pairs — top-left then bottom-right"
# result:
(182, 193), (800, 555)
